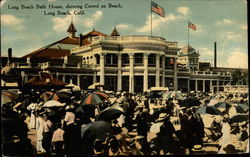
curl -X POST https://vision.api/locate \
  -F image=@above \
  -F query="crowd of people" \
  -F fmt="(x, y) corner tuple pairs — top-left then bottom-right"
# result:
(1, 89), (249, 156)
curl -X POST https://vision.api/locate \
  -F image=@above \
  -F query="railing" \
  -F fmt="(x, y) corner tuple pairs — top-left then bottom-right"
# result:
(191, 71), (232, 76)
(224, 85), (248, 93)
(71, 35), (175, 52)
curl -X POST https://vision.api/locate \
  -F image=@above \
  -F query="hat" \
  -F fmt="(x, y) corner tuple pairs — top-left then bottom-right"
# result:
(134, 135), (144, 140)
(223, 144), (237, 153)
(159, 113), (167, 119)
(179, 107), (186, 110)
(65, 104), (74, 110)
(191, 145), (204, 152)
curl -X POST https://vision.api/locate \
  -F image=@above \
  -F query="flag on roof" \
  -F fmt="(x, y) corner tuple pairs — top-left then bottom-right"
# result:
(188, 21), (197, 31)
(151, 1), (165, 18)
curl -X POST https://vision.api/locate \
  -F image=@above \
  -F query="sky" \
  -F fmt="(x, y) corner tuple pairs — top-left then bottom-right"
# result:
(1, 0), (248, 68)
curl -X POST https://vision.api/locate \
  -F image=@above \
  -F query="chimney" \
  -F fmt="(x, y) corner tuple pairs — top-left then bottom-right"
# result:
(214, 42), (217, 68)
(79, 34), (83, 47)
(8, 48), (12, 65)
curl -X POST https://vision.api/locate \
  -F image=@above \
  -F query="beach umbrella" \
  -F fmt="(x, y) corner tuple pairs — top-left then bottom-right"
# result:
(53, 91), (72, 103)
(212, 93), (227, 99)
(214, 102), (231, 110)
(81, 92), (109, 107)
(229, 114), (249, 123)
(92, 91), (109, 100)
(59, 83), (81, 92)
(82, 121), (113, 142)
(235, 104), (249, 112)
(88, 82), (104, 90)
(180, 97), (201, 107)
(43, 100), (65, 107)
(66, 83), (81, 92)
(96, 105), (124, 122)
(81, 123), (93, 138)
(1, 93), (13, 105)
(162, 91), (183, 100)
(207, 99), (219, 106)
(2, 91), (18, 101)
(230, 104), (249, 113)
(196, 106), (223, 115)
(40, 91), (55, 102)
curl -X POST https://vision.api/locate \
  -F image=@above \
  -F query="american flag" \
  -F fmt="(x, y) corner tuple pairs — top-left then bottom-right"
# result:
(188, 21), (197, 31)
(151, 1), (165, 18)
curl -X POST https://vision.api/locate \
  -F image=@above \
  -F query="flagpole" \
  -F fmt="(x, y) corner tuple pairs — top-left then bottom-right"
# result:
(151, 0), (152, 36)
(187, 19), (189, 51)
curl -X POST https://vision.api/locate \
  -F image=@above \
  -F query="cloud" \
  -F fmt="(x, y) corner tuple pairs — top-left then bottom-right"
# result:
(136, 14), (179, 33)
(198, 47), (214, 63)
(1, 14), (25, 30)
(215, 19), (233, 25)
(226, 51), (248, 68)
(116, 24), (131, 30)
(241, 25), (247, 30)
(225, 32), (241, 40)
(199, 47), (213, 56)
(82, 11), (103, 28)
(177, 7), (190, 15)
(52, 10), (80, 32)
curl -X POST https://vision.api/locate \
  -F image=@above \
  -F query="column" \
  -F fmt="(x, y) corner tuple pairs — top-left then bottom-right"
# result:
(195, 79), (198, 91)
(21, 71), (25, 85)
(217, 80), (219, 93)
(25, 74), (28, 82)
(210, 80), (213, 93)
(173, 57), (178, 91)
(155, 54), (160, 87)
(203, 80), (205, 92)
(187, 79), (190, 92)
(27, 57), (31, 68)
(77, 75), (80, 87)
(143, 53), (149, 91)
(62, 75), (65, 82)
(100, 53), (105, 85)
(117, 54), (122, 91)
(63, 56), (67, 68)
(161, 56), (165, 87)
(93, 71), (97, 84)
(129, 53), (134, 93)
(93, 55), (97, 67)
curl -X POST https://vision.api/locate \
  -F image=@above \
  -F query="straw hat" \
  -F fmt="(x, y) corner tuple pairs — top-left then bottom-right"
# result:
(191, 145), (204, 152)
(159, 113), (167, 119)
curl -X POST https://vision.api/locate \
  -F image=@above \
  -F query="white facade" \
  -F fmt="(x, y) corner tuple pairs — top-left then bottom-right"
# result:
(71, 35), (179, 93)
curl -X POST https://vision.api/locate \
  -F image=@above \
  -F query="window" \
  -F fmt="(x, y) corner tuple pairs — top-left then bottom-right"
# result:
(134, 53), (143, 65)
(122, 54), (129, 66)
(165, 57), (174, 69)
(96, 55), (100, 64)
(105, 54), (118, 66)
(148, 54), (156, 66)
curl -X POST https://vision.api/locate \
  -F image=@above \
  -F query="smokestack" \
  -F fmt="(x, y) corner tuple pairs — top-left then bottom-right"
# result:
(8, 48), (12, 65)
(79, 34), (83, 47)
(214, 42), (217, 68)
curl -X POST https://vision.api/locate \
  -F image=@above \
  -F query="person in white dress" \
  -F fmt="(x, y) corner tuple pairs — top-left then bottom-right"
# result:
(27, 99), (39, 129)
(218, 115), (232, 153)
(36, 112), (46, 153)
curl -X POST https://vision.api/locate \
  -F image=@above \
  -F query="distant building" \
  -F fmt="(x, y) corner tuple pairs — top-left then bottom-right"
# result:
(1, 22), (248, 93)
